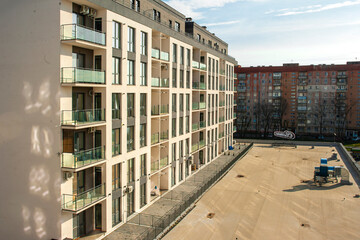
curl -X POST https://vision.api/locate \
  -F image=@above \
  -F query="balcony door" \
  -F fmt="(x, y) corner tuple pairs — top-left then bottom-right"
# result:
(72, 52), (85, 68)
(94, 93), (102, 121)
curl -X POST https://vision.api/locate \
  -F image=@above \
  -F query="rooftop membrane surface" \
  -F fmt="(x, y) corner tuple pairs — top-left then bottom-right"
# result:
(163, 144), (360, 240)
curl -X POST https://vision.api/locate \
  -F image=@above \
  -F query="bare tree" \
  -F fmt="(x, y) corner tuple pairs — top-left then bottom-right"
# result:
(260, 100), (275, 137)
(273, 96), (288, 130)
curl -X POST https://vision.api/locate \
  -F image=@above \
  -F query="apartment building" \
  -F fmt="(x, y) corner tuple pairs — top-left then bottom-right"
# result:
(234, 62), (360, 139)
(0, 0), (236, 239)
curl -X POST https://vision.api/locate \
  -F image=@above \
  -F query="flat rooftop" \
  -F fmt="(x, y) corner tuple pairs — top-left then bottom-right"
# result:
(163, 144), (360, 240)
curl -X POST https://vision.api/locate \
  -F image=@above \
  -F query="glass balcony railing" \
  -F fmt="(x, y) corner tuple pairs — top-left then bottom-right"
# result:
(112, 144), (121, 156)
(61, 68), (105, 84)
(219, 132), (224, 138)
(161, 78), (169, 87)
(61, 146), (105, 169)
(219, 85), (225, 91)
(160, 130), (169, 141)
(192, 61), (200, 69)
(60, 24), (105, 45)
(219, 101), (225, 107)
(151, 160), (160, 173)
(191, 143), (199, 152)
(220, 69), (225, 75)
(200, 63), (206, 71)
(199, 140), (205, 148)
(192, 123), (199, 131)
(151, 133), (159, 145)
(160, 104), (169, 114)
(219, 116), (225, 122)
(160, 51), (169, 61)
(61, 109), (105, 126)
(199, 121), (206, 129)
(151, 77), (160, 87)
(62, 183), (106, 211)
(152, 48), (160, 59)
(160, 156), (168, 169)
(199, 102), (206, 109)
(151, 105), (160, 115)
(199, 82), (206, 90)
(192, 82), (206, 90)
(192, 102), (199, 110)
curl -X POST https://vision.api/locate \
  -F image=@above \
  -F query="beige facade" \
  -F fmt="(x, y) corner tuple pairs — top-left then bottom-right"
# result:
(0, 0), (236, 239)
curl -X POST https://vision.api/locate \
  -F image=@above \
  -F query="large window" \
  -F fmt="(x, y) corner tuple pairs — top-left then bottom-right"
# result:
(180, 70), (184, 88)
(140, 154), (146, 177)
(186, 48), (190, 66)
(112, 57), (120, 84)
(112, 197), (121, 226)
(127, 126), (134, 152)
(112, 128), (121, 156)
(186, 71), (190, 88)
(128, 27), (135, 52)
(186, 94), (190, 111)
(112, 21), (121, 49)
(127, 60), (135, 85)
(127, 93), (135, 117)
(130, 0), (140, 12)
(140, 62), (147, 86)
(172, 68), (177, 87)
(127, 190), (134, 216)
(175, 22), (180, 32)
(140, 183), (146, 208)
(153, 9), (161, 22)
(185, 116), (189, 133)
(179, 94), (184, 112)
(112, 93), (121, 119)
(172, 43), (177, 63)
(140, 123), (146, 148)
(172, 143), (176, 162)
(140, 93), (146, 116)
(179, 117), (183, 135)
(140, 31), (147, 55)
(112, 163), (121, 191)
(180, 46), (184, 65)
(172, 94), (176, 113)
(127, 158), (135, 182)
(172, 118), (176, 137)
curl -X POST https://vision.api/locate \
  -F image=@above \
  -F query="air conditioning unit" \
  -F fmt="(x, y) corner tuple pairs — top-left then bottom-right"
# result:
(80, 5), (90, 15)
(88, 127), (96, 133)
(63, 172), (73, 180)
(88, 8), (97, 18)
(124, 186), (134, 194)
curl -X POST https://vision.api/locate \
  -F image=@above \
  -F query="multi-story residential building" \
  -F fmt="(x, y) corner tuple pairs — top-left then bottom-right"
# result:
(234, 62), (360, 139)
(0, 0), (236, 239)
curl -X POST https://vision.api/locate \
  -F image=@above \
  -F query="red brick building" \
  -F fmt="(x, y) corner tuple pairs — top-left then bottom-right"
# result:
(234, 62), (360, 140)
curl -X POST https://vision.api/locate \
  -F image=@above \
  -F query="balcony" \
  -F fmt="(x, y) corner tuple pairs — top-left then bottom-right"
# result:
(219, 116), (225, 122)
(151, 48), (160, 59)
(160, 156), (168, 169)
(151, 77), (170, 87)
(193, 82), (206, 90)
(151, 105), (169, 115)
(61, 146), (105, 170)
(192, 102), (199, 110)
(161, 104), (169, 114)
(191, 143), (199, 152)
(192, 122), (199, 131)
(151, 156), (169, 174)
(160, 51), (169, 61)
(199, 102), (206, 109)
(60, 24), (106, 47)
(192, 61), (200, 69)
(160, 130), (169, 141)
(220, 69), (225, 75)
(199, 121), (206, 129)
(219, 85), (225, 91)
(219, 132), (224, 138)
(151, 133), (160, 145)
(219, 101), (225, 107)
(61, 109), (105, 127)
(62, 184), (106, 212)
(199, 140), (205, 148)
(273, 80), (281, 86)
(200, 63), (207, 71)
(61, 68), (105, 85)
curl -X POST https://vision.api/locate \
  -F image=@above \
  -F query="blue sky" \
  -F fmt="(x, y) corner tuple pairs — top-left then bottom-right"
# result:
(164, 0), (360, 67)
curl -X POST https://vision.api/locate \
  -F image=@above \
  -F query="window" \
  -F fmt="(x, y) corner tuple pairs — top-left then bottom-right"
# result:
(172, 94), (176, 112)
(112, 197), (121, 226)
(127, 93), (135, 117)
(112, 57), (120, 84)
(153, 9), (160, 22)
(140, 93), (146, 116)
(180, 70), (184, 88)
(140, 123), (146, 147)
(196, 34), (201, 42)
(186, 94), (190, 111)
(140, 31), (147, 55)
(127, 188), (134, 216)
(112, 128), (121, 156)
(140, 62), (147, 85)
(172, 118), (176, 137)
(127, 158), (135, 183)
(186, 48), (190, 66)
(172, 143), (176, 162)
(140, 154), (146, 177)
(127, 27), (135, 52)
(185, 116), (189, 133)
(127, 60), (135, 85)
(186, 71), (190, 88)
(179, 94), (184, 112)
(179, 162), (183, 182)
(130, 0), (140, 12)
(172, 68), (177, 87)
(179, 117), (183, 135)
(112, 163), (121, 191)
(180, 46), (184, 65)
(185, 138), (189, 155)
(140, 183), (146, 208)
(112, 93), (121, 119)
(172, 43), (177, 63)
(175, 22), (180, 32)
(171, 166), (176, 186)
(169, 20), (172, 28)
(127, 126), (134, 152)
(112, 21), (121, 49)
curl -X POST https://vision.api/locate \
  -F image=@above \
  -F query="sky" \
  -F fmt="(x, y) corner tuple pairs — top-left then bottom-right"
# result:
(164, 0), (360, 67)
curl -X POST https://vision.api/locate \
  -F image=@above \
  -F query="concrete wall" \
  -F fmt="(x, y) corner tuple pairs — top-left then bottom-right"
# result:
(0, 0), (61, 239)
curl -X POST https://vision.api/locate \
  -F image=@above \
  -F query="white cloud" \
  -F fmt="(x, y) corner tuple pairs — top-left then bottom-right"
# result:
(165, 0), (239, 19)
(202, 20), (242, 27)
(268, 0), (360, 16)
